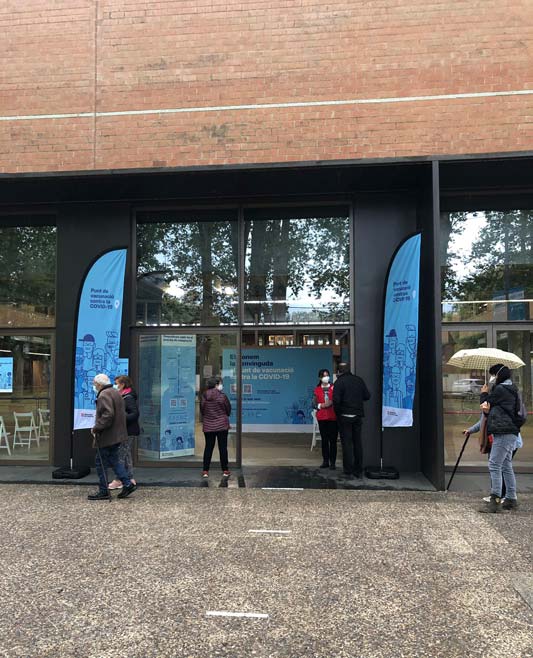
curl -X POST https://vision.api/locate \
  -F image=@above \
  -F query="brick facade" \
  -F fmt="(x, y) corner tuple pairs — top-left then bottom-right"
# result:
(1, 0), (532, 173)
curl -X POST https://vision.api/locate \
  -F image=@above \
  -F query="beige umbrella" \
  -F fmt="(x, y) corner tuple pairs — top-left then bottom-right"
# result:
(447, 347), (525, 371)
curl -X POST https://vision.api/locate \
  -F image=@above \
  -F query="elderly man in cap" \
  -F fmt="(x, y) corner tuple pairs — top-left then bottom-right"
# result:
(88, 373), (136, 500)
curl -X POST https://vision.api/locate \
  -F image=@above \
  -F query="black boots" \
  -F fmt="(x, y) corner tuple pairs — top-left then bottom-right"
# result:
(501, 498), (519, 511)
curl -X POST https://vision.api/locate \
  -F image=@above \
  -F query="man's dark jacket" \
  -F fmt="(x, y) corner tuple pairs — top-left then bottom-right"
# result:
(480, 381), (520, 435)
(93, 384), (128, 448)
(333, 372), (371, 417)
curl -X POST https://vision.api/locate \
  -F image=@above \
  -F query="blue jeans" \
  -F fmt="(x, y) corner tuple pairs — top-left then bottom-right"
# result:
(488, 434), (517, 500)
(95, 443), (131, 494)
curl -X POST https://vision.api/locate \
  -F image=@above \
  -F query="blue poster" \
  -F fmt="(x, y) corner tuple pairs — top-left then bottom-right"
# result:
(73, 249), (127, 430)
(160, 335), (196, 458)
(0, 357), (13, 392)
(223, 347), (333, 432)
(382, 234), (421, 427)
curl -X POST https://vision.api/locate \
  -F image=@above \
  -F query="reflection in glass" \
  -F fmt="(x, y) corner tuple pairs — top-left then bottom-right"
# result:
(442, 330), (487, 466)
(0, 335), (52, 462)
(244, 211), (350, 324)
(0, 226), (56, 327)
(441, 210), (533, 322)
(136, 215), (238, 326)
(496, 330), (533, 468)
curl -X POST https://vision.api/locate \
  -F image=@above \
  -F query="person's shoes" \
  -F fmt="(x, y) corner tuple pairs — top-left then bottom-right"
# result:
(501, 498), (518, 511)
(131, 479), (136, 486)
(479, 494), (501, 513)
(117, 483), (137, 499)
(320, 462), (329, 469)
(108, 480), (123, 490)
(329, 464), (336, 470)
(202, 470), (209, 478)
(88, 490), (111, 501)
(222, 470), (231, 478)
(482, 496), (491, 503)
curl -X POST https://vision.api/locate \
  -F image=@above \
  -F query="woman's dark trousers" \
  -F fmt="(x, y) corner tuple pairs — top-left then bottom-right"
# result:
(318, 419), (338, 466)
(203, 430), (229, 471)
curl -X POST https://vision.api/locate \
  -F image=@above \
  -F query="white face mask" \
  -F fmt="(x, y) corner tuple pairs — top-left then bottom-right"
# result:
(216, 384), (223, 391)
(113, 384), (119, 390)
(321, 376), (330, 384)
(489, 376), (496, 384)
(92, 385), (98, 394)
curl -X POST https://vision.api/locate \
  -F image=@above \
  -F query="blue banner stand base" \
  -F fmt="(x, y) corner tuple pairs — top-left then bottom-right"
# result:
(365, 466), (399, 480)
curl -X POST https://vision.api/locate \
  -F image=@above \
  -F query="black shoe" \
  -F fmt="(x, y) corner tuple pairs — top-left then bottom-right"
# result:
(117, 483), (137, 499)
(479, 494), (501, 513)
(501, 498), (518, 511)
(88, 490), (111, 501)
(329, 464), (337, 470)
(320, 462), (329, 469)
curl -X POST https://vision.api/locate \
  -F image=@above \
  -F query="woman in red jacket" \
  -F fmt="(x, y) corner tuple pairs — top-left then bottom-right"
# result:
(313, 368), (338, 470)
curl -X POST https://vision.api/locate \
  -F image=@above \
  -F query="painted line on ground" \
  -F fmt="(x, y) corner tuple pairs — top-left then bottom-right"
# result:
(206, 611), (269, 619)
(248, 529), (291, 534)
(261, 487), (304, 491)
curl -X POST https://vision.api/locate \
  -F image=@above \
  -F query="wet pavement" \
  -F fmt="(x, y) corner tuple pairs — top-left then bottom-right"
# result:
(0, 484), (531, 658)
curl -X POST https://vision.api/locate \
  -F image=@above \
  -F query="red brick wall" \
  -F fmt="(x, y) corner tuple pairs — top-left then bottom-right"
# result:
(1, 0), (532, 173)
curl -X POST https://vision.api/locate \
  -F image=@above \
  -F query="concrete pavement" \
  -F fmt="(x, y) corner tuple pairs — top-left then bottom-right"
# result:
(1, 485), (531, 658)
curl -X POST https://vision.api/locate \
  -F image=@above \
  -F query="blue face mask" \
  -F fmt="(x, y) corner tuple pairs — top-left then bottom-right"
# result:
(113, 384), (119, 390)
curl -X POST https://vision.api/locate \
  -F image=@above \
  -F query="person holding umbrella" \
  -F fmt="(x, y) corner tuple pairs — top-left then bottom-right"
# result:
(478, 365), (520, 513)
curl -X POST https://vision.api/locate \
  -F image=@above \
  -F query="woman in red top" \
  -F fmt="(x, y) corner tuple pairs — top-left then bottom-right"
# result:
(312, 368), (338, 470)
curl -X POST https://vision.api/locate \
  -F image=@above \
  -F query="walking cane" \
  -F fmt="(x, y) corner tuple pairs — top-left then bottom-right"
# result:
(446, 431), (470, 492)
(93, 431), (111, 503)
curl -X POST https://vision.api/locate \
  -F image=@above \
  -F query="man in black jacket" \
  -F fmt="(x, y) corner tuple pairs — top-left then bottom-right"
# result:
(333, 362), (371, 479)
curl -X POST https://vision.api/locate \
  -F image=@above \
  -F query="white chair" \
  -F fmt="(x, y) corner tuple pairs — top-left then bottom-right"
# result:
(0, 416), (11, 455)
(310, 409), (321, 451)
(13, 412), (39, 451)
(38, 408), (50, 440)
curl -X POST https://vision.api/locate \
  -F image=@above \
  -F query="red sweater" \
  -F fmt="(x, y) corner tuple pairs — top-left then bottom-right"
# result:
(314, 385), (337, 421)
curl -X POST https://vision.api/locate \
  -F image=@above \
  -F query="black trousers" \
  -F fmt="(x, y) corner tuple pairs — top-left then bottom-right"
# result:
(318, 419), (338, 465)
(337, 416), (363, 476)
(203, 430), (229, 471)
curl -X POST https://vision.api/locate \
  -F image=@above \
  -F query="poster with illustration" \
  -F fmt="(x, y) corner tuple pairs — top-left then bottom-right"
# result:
(222, 347), (332, 432)
(137, 335), (161, 459)
(0, 357), (13, 393)
(160, 335), (196, 458)
(73, 249), (127, 430)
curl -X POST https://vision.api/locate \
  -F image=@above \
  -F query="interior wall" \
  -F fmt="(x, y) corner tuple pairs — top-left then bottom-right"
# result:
(354, 193), (420, 472)
(54, 203), (132, 469)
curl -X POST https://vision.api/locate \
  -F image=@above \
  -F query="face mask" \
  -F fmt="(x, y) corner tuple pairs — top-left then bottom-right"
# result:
(113, 384), (119, 390)
(217, 384), (223, 391)
(489, 376), (496, 384)
(92, 385), (98, 394)
(321, 376), (330, 384)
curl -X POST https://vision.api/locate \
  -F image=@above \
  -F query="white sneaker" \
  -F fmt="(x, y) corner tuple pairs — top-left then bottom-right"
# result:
(483, 496), (504, 504)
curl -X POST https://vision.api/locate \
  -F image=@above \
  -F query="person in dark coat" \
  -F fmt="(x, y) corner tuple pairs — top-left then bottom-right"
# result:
(89, 373), (136, 500)
(200, 376), (231, 478)
(479, 365), (520, 513)
(107, 375), (140, 491)
(332, 362), (371, 479)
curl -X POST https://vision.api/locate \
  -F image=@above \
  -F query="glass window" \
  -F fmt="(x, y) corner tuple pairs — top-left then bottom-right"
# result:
(244, 208), (350, 324)
(136, 332), (237, 465)
(136, 212), (238, 326)
(442, 329), (488, 466)
(0, 334), (52, 461)
(441, 210), (533, 322)
(0, 224), (56, 327)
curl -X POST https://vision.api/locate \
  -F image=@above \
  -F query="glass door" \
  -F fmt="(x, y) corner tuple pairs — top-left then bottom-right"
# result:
(495, 328), (533, 469)
(442, 327), (489, 467)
